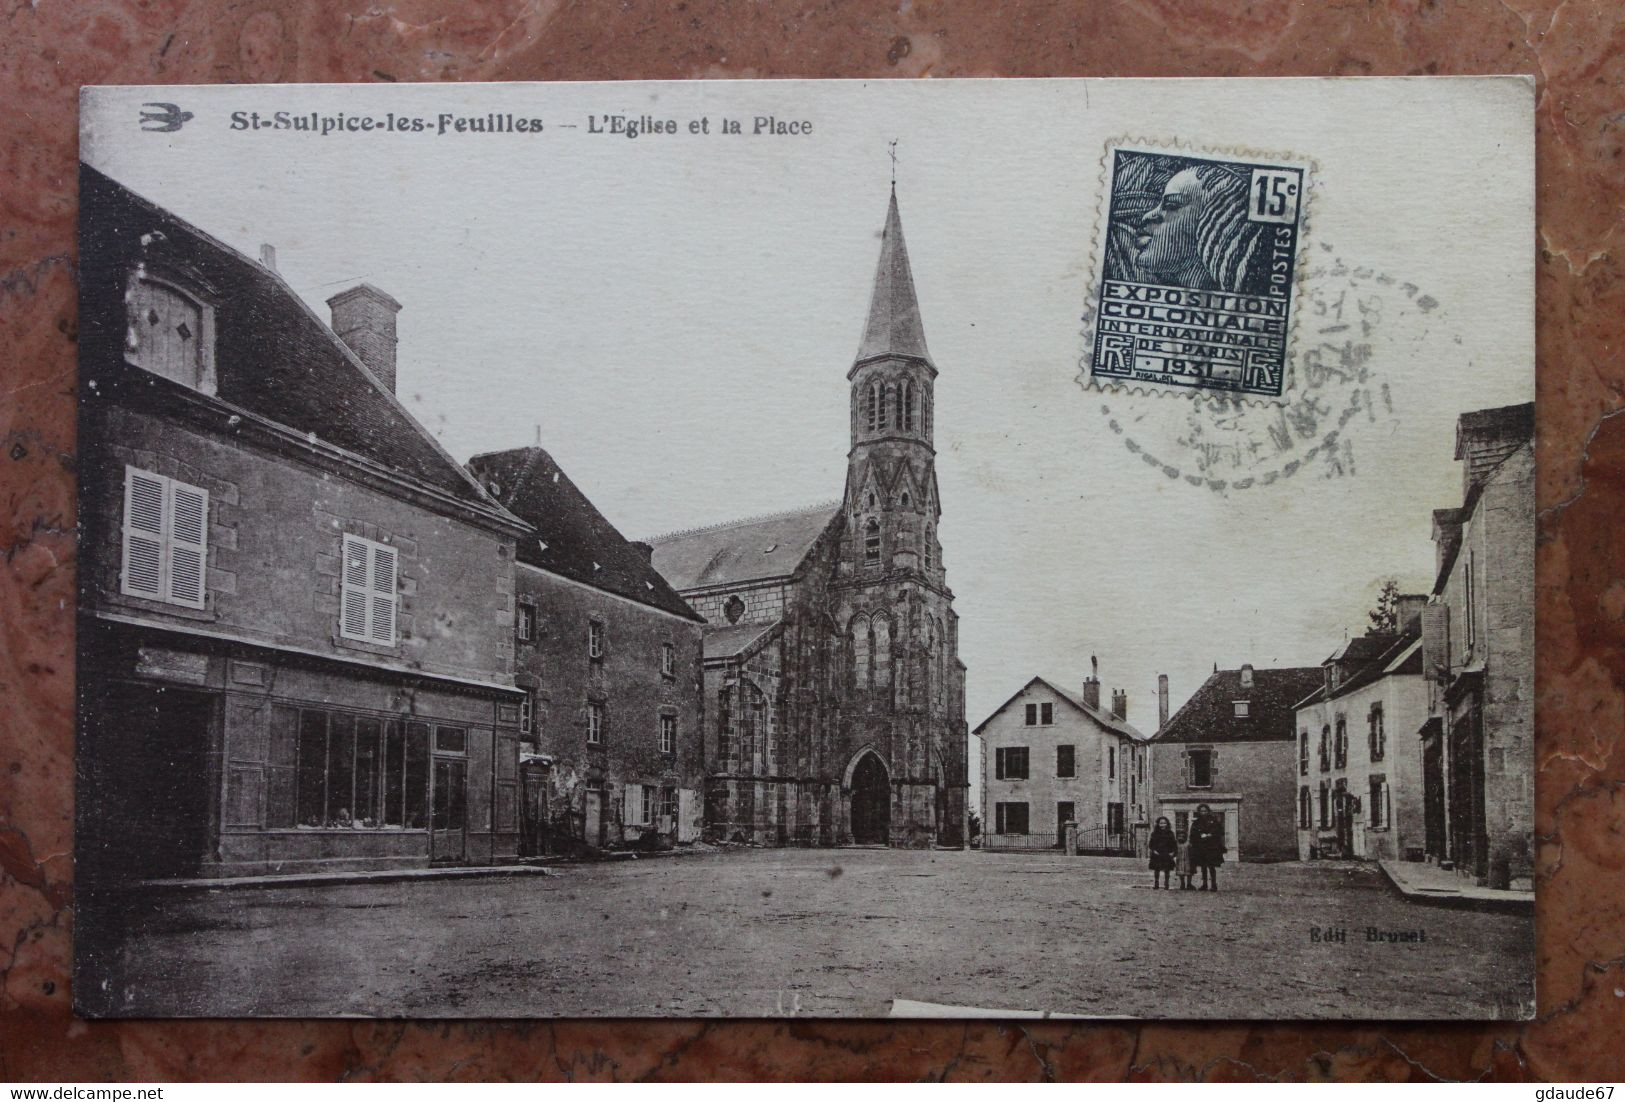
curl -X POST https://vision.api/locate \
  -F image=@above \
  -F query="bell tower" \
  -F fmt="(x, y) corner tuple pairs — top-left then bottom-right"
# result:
(846, 188), (941, 582)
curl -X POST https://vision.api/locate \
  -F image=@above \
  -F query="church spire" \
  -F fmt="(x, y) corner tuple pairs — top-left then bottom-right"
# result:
(854, 191), (932, 368)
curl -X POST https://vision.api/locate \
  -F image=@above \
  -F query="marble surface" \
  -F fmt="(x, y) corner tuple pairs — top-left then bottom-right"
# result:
(2, 0), (1622, 1081)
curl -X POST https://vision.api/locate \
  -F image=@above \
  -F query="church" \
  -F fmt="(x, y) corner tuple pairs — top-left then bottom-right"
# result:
(648, 190), (969, 848)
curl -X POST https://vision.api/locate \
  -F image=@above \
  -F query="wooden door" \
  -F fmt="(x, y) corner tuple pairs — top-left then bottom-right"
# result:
(430, 757), (468, 864)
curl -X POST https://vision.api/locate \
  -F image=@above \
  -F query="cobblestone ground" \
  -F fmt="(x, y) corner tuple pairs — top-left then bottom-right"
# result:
(79, 848), (1534, 1019)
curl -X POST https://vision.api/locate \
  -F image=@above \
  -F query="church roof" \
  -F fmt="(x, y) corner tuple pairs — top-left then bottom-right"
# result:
(646, 503), (841, 593)
(702, 621), (777, 661)
(853, 191), (933, 369)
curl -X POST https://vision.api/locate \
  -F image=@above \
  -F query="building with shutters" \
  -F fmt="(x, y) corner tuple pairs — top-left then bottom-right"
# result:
(76, 166), (531, 880)
(646, 188), (970, 847)
(1418, 403), (1536, 889)
(973, 666), (1151, 852)
(1292, 605), (1429, 863)
(1148, 663), (1323, 863)
(464, 447), (707, 853)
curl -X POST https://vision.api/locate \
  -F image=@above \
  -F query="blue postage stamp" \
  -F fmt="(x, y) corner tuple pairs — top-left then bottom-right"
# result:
(1088, 144), (1310, 401)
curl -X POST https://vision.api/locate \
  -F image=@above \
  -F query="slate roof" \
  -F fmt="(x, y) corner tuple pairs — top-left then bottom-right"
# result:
(972, 676), (1149, 741)
(1296, 619), (1425, 708)
(853, 191), (933, 368)
(78, 165), (506, 516)
(646, 503), (841, 593)
(467, 447), (701, 622)
(702, 621), (777, 661)
(1153, 665), (1325, 745)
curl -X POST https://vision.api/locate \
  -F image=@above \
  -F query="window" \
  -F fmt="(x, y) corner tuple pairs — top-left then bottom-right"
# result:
(642, 784), (658, 826)
(1319, 725), (1331, 772)
(1056, 744), (1076, 778)
(1023, 702), (1052, 726)
(1369, 703), (1386, 761)
(520, 689), (536, 739)
(1318, 781), (1330, 828)
(863, 519), (881, 565)
(1464, 549), (1477, 651)
(852, 616), (871, 688)
(903, 380), (915, 431)
(873, 616), (892, 689)
(1187, 747), (1213, 788)
(588, 620), (605, 659)
(994, 746), (1030, 780)
(866, 382), (880, 431)
(661, 785), (679, 825)
(279, 706), (427, 829)
(120, 467), (209, 609)
(340, 533), (398, 645)
(661, 642), (675, 678)
(716, 688), (732, 759)
(994, 801), (1029, 834)
(434, 726), (466, 753)
(126, 273), (214, 393)
(1233, 700), (1250, 717)
(1299, 786), (1312, 829)
(1299, 730), (1310, 775)
(1108, 745), (1116, 779)
(1107, 802), (1125, 835)
(1369, 774), (1391, 830)
(1334, 716), (1348, 769)
(660, 714), (677, 755)
(516, 602), (536, 643)
(923, 527), (934, 572)
(587, 702), (604, 745)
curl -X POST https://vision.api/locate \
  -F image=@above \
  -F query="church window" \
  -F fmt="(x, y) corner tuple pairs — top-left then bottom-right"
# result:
(717, 688), (732, 760)
(879, 384), (892, 430)
(923, 527), (933, 571)
(852, 616), (871, 689)
(873, 615), (892, 691)
(900, 492), (911, 508)
(903, 380), (915, 431)
(866, 382), (880, 431)
(723, 595), (744, 624)
(863, 518), (881, 566)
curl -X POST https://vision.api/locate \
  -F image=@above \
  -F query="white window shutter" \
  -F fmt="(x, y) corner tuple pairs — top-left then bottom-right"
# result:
(678, 788), (696, 842)
(166, 481), (209, 608)
(623, 783), (642, 825)
(121, 468), (166, 599)
(369, 543), (398, 643)
(341, 536), (369, 640)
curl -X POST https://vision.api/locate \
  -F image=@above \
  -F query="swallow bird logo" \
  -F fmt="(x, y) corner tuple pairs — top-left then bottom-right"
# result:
(139, 103), (193, 133)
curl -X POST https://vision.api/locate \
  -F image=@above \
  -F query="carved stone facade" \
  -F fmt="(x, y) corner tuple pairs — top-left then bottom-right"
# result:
(649, 191), (968, 848)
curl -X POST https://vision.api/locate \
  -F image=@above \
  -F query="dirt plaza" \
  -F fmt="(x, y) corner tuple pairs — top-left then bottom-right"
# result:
(79, 848), (1534, 1019)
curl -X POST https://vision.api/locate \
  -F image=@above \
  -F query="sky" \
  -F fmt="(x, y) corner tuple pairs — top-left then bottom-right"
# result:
(83, 78), (1534, 764)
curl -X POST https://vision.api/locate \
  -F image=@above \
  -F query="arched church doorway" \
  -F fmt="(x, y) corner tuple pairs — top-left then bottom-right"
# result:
(850, 752), (891, 845)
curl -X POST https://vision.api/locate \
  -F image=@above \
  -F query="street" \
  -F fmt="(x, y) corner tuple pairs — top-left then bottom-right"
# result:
(78, 849), (1535, 1019)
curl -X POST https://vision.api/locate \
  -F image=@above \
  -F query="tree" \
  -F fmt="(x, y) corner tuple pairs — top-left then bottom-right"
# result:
(1366, 578), (1401, 635)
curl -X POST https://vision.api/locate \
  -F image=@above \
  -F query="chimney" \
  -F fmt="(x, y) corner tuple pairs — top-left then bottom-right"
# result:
(1455, 402), (1534, 498)
(1396, 593), (1428, 630)
(259, 243), (277, 271)
(1158, 674), (1170, 730)
(327, 283), (402, 393)
(1111, 688), (1127, 720)
(1239, 663), (1255, 690)
(1081, 653), (1101, 711)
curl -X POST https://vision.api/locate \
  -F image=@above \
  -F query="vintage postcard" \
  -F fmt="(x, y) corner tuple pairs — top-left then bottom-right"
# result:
(74, 78), (1535, 1020)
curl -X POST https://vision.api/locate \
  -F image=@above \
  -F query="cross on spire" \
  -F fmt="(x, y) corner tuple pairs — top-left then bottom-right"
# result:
(888, 139), (898, 193)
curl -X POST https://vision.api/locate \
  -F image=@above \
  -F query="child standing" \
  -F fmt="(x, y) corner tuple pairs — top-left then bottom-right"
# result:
(1177, 821), (1197, 890)
(1148, 816), (1177, 889)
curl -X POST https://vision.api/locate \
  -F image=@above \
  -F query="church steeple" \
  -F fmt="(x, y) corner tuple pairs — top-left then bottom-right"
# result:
(853, 191), (933, 370)
(846, 189), (941, 584)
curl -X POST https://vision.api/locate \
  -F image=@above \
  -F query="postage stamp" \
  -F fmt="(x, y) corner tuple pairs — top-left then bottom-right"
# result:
(1088, 144), (1311, 401)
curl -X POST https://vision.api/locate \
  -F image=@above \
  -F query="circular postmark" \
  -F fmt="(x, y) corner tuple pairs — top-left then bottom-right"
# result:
(1079, 242), (1448, 493)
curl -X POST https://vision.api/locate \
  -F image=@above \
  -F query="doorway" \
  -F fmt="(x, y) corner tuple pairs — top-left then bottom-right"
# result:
(1056, 801), (1075, 848)
(849, 752), (890, 845)
(98, 684), (214, 879)
(430, 756), (467, 864)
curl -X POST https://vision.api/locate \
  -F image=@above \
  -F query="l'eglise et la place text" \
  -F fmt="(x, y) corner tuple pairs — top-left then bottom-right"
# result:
(1309, 926), (1429, 944)
(587, 114), (812, 138)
